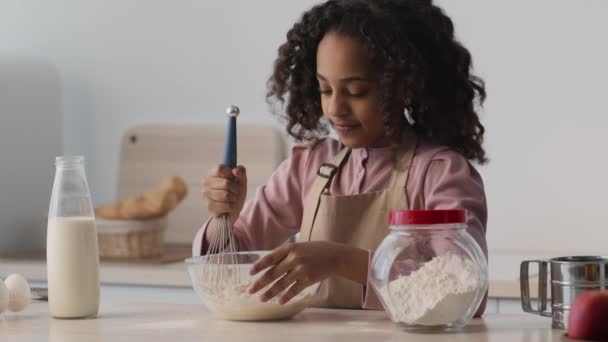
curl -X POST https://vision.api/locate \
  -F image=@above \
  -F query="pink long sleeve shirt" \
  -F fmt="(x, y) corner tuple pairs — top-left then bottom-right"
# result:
(193, 137), (488, 311)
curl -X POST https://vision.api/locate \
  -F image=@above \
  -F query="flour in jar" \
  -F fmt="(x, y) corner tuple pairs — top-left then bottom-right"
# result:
(203, 283), (314, 321)
(380, 253), (483, 326)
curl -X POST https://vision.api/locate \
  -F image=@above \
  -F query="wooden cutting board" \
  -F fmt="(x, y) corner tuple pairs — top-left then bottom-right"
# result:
(115, 124), (287, 245)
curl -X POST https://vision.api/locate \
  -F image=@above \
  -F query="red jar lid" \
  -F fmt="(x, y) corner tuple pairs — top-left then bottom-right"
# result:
(389, 210), (466, 225)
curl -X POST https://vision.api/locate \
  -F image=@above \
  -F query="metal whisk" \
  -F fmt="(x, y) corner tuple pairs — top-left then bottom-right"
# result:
(204, 105), (241, 293)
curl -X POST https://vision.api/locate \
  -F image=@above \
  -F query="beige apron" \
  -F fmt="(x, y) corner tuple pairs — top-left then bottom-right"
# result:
(298, 134), (417, 309)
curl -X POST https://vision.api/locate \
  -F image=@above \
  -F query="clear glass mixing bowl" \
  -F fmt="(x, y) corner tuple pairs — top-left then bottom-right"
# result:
(185, 251), (320, 321)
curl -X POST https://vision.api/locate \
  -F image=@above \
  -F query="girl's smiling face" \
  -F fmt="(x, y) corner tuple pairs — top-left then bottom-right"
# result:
(316, 31), (389, 148)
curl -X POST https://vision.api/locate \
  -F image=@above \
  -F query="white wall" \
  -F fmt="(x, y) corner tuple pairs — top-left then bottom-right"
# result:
(442, 1), (608, 255)
(1, 0), (607, 254)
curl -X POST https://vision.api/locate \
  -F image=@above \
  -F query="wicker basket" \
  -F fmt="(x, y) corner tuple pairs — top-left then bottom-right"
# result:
(96, 216), (167, 259)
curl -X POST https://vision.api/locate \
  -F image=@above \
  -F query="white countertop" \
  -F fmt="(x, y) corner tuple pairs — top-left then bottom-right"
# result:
(0, 249), (553, 299)
(0, 302), (568, 342)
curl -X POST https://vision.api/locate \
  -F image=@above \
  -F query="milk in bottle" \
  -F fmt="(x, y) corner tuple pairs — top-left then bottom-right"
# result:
(46, 156), (99, 318)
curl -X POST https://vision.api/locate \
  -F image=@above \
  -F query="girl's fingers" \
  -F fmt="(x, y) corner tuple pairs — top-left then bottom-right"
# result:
(279, 281), (310, 305)
(208, 202), (232, 216)
(259, 271), (297, 303)
(249, 244), (292, 276)
(232, 165), (247, 181)
(204, 189), (235, 204)
(248, 260), (291, 295)
(208, 165), (235, 178)
(205, 177), (239, 194)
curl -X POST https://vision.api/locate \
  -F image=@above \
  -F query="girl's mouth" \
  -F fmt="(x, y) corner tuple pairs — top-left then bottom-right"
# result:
(332, 123), (361, 135)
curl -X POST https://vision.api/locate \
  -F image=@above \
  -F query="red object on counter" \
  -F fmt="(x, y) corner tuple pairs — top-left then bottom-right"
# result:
(567, 290), (608, 340)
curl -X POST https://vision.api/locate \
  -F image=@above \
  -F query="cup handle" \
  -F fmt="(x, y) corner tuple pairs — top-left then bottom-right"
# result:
(520, 260), (551, 317)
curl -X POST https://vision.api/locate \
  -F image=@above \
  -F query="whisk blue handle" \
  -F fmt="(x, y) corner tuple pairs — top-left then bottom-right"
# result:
(221, 115), (237, 168)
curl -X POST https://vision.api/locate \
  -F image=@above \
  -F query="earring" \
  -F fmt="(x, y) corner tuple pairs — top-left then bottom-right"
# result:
(403, 106), (415, 125)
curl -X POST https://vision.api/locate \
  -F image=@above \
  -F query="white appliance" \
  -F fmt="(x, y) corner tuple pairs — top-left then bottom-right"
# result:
(0, 58), (62, 254)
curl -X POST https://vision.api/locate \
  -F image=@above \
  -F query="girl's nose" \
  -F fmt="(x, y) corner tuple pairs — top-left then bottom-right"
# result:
(326, 92), (347, 117)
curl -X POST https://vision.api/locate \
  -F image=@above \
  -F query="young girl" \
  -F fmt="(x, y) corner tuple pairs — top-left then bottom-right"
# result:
(193, 0), (488, 315)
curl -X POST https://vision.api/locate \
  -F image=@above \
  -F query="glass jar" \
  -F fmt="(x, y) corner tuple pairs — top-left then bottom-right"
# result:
(370, 210), (488, 332)
(47, 156), (100, 318)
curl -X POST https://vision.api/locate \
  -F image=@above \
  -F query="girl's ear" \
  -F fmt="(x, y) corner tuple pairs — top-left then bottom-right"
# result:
(403, 106), (415, 125)
(396, 81), (415, 125)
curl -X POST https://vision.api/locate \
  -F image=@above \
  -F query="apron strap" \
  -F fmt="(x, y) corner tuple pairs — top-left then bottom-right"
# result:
(300, 147), (351, 241)
(388, 132), (417, 189)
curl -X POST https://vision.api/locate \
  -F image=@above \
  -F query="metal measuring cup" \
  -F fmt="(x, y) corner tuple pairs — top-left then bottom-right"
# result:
(520, 256), (608, 329)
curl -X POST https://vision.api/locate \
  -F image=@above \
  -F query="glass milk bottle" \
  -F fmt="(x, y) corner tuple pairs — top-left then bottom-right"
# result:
(47, 156), (100, 318)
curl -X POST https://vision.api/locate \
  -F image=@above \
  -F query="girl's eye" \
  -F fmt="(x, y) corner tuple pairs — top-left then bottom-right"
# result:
(349, 90), (368, 98)
(318, 86), (368, 97)
(347, 86), (369, 98)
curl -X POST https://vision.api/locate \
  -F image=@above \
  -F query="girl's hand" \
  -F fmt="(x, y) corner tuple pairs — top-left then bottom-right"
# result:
(247, 241), (368, 304)
(202, 165), (247, 225)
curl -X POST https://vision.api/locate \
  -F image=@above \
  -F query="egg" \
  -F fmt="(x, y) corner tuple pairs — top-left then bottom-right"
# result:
(0, 279), (8, 313)
(4, 274), (31, 312)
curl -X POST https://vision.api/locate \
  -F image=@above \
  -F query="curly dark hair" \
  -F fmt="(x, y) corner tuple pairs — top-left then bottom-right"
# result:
(266, 0), (487, 163)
